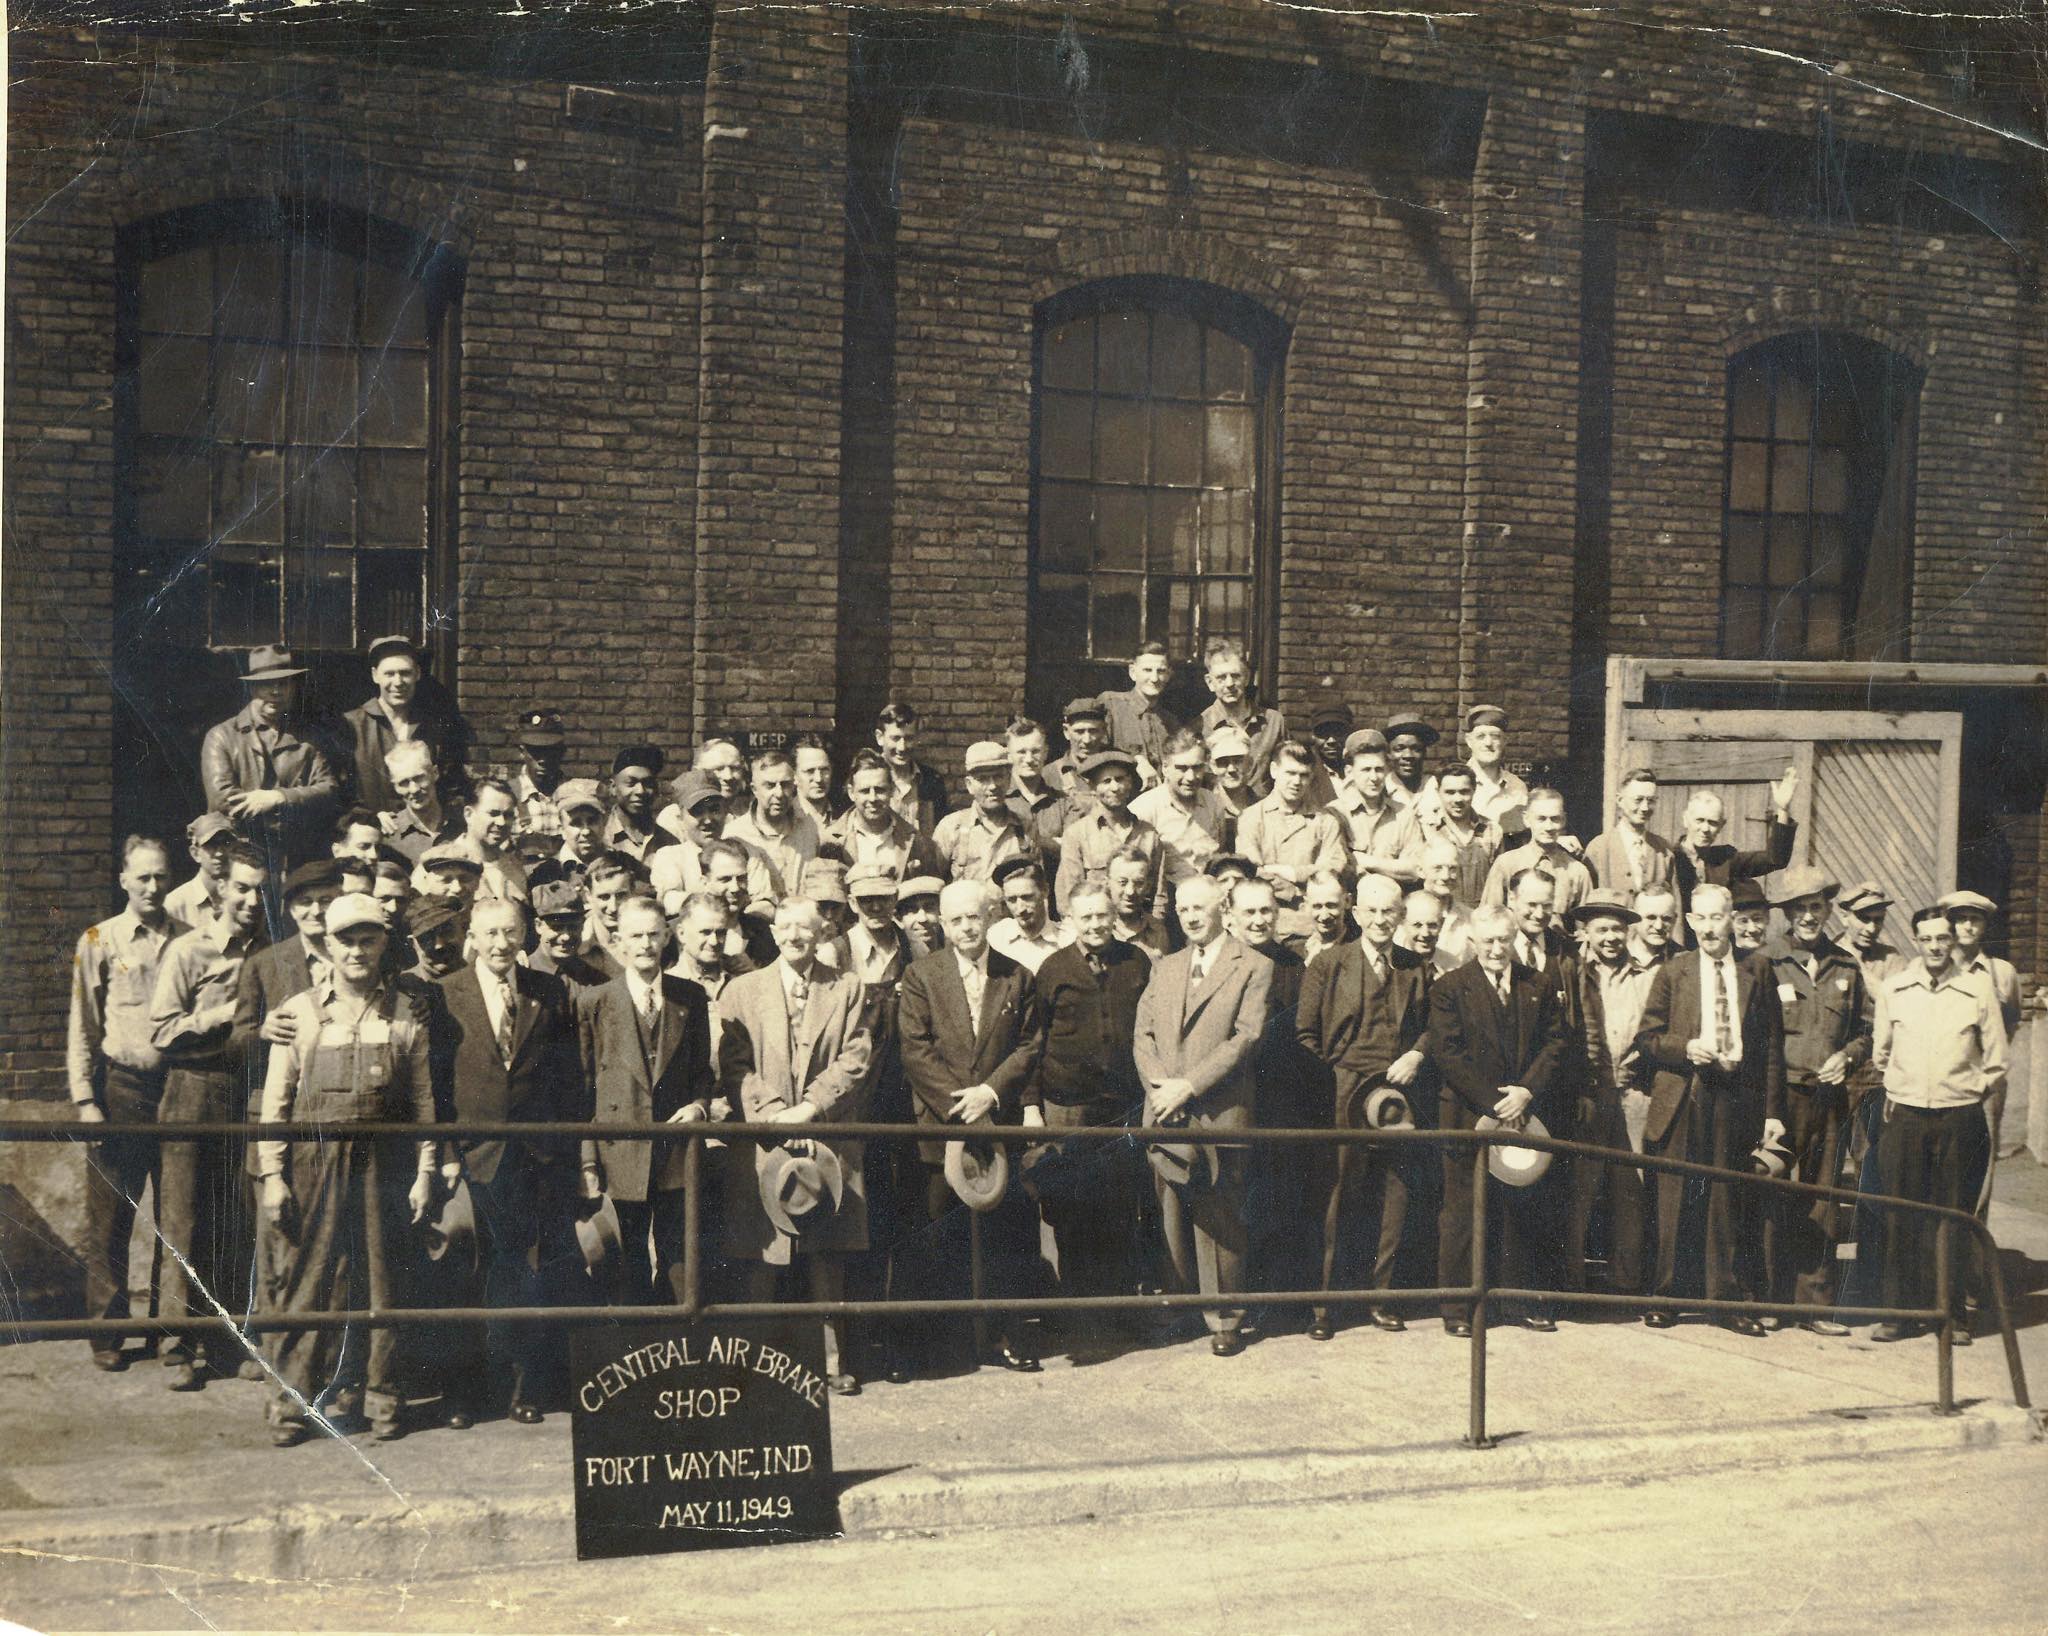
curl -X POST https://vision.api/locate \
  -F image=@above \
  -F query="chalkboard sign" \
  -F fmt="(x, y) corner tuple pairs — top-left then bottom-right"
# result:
(570, 1322), (839, 1559)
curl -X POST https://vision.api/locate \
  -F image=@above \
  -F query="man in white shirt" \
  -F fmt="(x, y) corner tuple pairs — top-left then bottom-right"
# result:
(987, 856), (1075, 974)
(1327, 730), (1407, 874)
(724, 747), (820, 904)
(1130, 727), (1230, 880)
(454, 777), (528, 904)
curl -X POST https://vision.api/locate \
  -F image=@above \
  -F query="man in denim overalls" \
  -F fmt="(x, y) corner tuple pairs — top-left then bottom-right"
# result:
(257, 893), (438, 1446)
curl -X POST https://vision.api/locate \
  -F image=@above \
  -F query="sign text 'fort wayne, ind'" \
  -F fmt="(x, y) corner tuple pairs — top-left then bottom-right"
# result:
(570, 1322), (838, 1559)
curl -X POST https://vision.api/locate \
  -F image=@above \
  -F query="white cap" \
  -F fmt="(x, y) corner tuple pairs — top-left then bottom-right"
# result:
(324, 893), (387, 938)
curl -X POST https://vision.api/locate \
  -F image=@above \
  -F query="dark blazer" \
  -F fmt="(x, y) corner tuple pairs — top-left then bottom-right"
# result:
(578, 973), (716, 1200)
(1633, 947), (1787, 1145)
(432, 963), (582, 1183)
(897, 945), (1046, 1163)
(231, 934), (317, 1127)
(1251, 939), (1323, 1128)
(529, 946), (611, 990)
(342, 695), (470, 816)
(1671, 818), (1796, 919)
(1295, 938), (1435, 1125)
(1034, 939), (1148, 1112)
(1427, 959), (1572, 1126)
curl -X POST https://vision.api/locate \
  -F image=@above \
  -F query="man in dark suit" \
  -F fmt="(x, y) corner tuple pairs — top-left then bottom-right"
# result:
(1632, 882), (1787, 1333)
(578, 896), (716, 1305)
(896, 879), (1047, 1372)
(430, 898), (583, 1425)
(1429, 904), (1573, 1333)
(1295, 874), (1434, 1339)
(1134, 874), (1272, 1356)
(1668, 770), (1799, 926)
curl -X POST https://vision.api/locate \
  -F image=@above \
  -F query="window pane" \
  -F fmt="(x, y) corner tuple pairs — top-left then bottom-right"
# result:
(1810, 447), (1849, 514)
(140, 247), (213, 336)
(1810, 519), (1846, 587)
(357, 549), (425, 644)
(1096, 398), (1149, 485)
(1725, 516), (1765, 584)
(1206, 333), (1251, 401)
(1769, 444), (1810, 512)
(1098, 311), (1148, 395)
(362, 260), (428, 349)
(1768, 517), (1808, 587)
(212, 342), (285, 443)
(284, 549), (355, 650)
(359, 351), (429, 447)
(1722, 587), (1763, 657)
(1093, 577), (1141, 657)
(288, 449), (356, 546)
(1728, 440), (1769, 511)
(1206, 406), (1253, 488)
(1038, 481), (1091, 573)
(1148, 577), (1194, 654)
(1150, 490), (1198, 574)
(1042, 317), (1094, 391)
(135, 441), (211, 539)
(1761, 591), (1801, 659)
(1034, 573), (1088, 661)
(139, 338), (210, 435)
(216, 447), (283, 544)
(360, 450), (429, 546)
(292, 243), (361, 347)
(1202, 578), (1248, 645)
(1804, 593), (1843, 656)
(209, 548), (281, 647)
(215, 240), (287, 340)
(1773, 372), (1812, 440)
(1095, 490), (1147, 570)
(1039, 392), (1092, 479)
(1729, 366), (1770, 438)
(290, 349), (361, 447)
(1814, 392), (1855, 448)
(1152, 402), (1202, 487)
(1211, 491), (1256, 576)
(1151, 311), (1203, 398)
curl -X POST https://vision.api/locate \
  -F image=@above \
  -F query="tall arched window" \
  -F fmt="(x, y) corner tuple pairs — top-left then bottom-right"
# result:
(1720, 332), (1919, 661)
(112, 198), (461, 840)
(1029, 277), (1285, 721)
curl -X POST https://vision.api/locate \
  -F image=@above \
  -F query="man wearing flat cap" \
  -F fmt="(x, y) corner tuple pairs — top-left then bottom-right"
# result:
(933, 742), (1042, 884)
(1452, 705), (1528, 838)
(1328, 729), (1408, 876)
(1936, 890), (2022, 1267)
(604, 746), (683, 864)
(1381, 711), (1440, 813)
(1055, 748), (1172, 921)
(1302, 703), (1351, 812)
(403, 895), (470, 985)
(508, 708), (569, 840)
(200, 646), (340, 864)
(166, 812), (238, 928)
(1758, 867), (1867, 1333)
(529, 878), (609, 989)
(1729, 877), (1771, 955)
(1207, 724), (1261, 827)
(1049, 696), (1112, 796)
(987, 855), (1074, 975)
(1566, 889), (1656, 1297)
(342, 635), (469, 820)
(650, 771), (776, 912)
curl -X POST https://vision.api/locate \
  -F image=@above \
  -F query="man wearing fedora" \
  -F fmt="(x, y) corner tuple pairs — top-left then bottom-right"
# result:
(341, 634), (470, 820)
(1757, 867), (1868, 1334)
(429, 897), (584, 1427)
(1055, 748), (1169, 920)
(1633, 883), (1787, 1334)
(719, 897), (874, 1396)
(896, 879), (1047, 1373)
(578, 896), (717, 1305)
(1295, 874), (1434, 1340)
(1565, 889), (1656, 1297)
(200, 645), (340, 867)
(1134, 874), (1271, 1357)
(1428, 904), (1573, 1334)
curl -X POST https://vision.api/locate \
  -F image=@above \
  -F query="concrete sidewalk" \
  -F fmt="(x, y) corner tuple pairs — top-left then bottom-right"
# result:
(4, 1196), (2043, 1606)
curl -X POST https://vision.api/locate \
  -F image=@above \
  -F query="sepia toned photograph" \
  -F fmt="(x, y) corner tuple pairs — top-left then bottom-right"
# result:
(1, 1), (2043, 1630)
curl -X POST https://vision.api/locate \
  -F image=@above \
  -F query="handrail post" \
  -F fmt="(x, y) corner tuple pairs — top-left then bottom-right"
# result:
(1467, 1141), (1492, 1450)
(1934, 1216), (1955, 1416)
(969, 1208), (988, 1361)
(681, 1131), (702, 1319)
(1976, 1220), (2032, 1411)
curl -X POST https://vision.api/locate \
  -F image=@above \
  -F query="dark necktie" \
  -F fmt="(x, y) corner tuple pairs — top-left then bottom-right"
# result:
(496, 978), (516, 1063)
(1713, 961), (1734, 1058)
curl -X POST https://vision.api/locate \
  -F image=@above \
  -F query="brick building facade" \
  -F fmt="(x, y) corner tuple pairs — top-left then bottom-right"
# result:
(6, 0), (2045, 1130)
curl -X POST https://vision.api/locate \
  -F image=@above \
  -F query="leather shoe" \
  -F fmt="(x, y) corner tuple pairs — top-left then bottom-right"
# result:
(1370, 1308), (1407, 1333)
(166, 1360), (203, 1392)
(1442, 1318), (1472, 1338)
(1757, 1315), (1784, 1332)
(1870, 1320), (1920, 1343)
(826, 1372), (861, 1397)
(1949, 1323), (1973, 1347)
(1307, 1319), (1335, 1342)
(271, 1421), (310, 1449)
(1210, 1332), (1245, 1357)
(1799, 1318), (1851, 1337)
(1722, 1316), (1768, 1338)
(994, 1340), (1041, 1373)
(1643, 1310), (1677, 1329)
(90, 1348), (126, 1372)
(445, 1407), (477, 1431)
(1520, 1313), (1558, 1333)
(510, 1402), (544, 1425)
(370, 1418), (405, 1442)
(883, 1356), (912, 1386)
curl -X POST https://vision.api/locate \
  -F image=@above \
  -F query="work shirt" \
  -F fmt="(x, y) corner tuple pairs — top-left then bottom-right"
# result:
(1584, 953), (1658, 1088)
(931, 807), (1039, 884)
(67, 910), (188, 1102)
(1236, 794), (1347, 902)
(164, 873), (217, 928)
(1327, 784), (1408, 872)
(725, 808), (821, 903)
(987, 915), (1075, 975)
(1115, 915), (1173, 963)
(149, 914), (267, 1068)
(1054, 806), (1169, 920)
(1101, 687), (1176, 777)
(603, 810), (681, 865)
(1874, 961), (2007, 1110)
(1130, 783), (1230, 879)
(1764, 934), (1870, 1084)
(822, 810), (945, 884)
(1960, 950), (2024, 1041)
(1481, 840), (1593, 919)
(1393, 808), (1500, 910)
(649, 835), (777, 915)
(510, 769), (564, 839)
(1197, 701), (1286, 793)
(256, 979), (436, 1179)
(1466, 761), (1529, 833)
(381, 803), (462, 864)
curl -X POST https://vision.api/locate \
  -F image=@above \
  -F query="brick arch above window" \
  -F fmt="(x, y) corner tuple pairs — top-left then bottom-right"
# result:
(1030, 227), (1309, 328)
(1720, 295), (1933, 378)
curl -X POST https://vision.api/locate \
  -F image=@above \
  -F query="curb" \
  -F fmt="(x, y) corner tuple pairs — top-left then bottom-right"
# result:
(4, 1404), (2037, 1601)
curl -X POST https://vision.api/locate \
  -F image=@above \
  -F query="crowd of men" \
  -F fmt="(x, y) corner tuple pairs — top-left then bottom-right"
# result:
(67, 633), (2022, 1445)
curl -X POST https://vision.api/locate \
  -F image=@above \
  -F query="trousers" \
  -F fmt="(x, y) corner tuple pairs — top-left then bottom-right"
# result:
(82, 1064), (165, 1349)
(1155, 1146), (1249, 1336)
